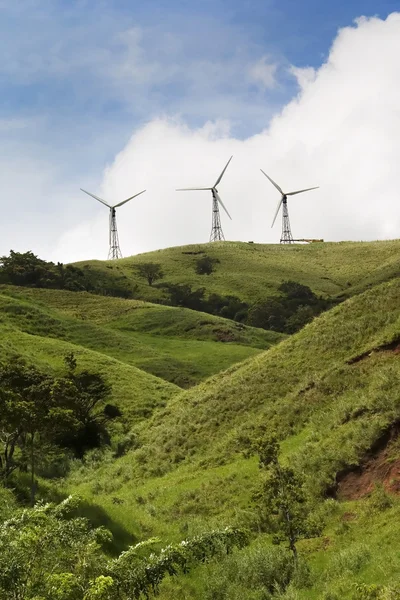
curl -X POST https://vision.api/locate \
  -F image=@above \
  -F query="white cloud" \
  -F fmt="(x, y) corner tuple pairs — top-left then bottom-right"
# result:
(289, 65), (316, 90)
(54, 12), (400, 262)
(249, 56), (278, 89)
(5, 12), (400, 263)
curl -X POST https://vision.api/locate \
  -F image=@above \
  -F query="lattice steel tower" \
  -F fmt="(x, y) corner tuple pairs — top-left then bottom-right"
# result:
(80, 188), (146, 259)
(109, 208), (122, 259)
(210, 191), (225, 241)
(280, 197), (294, 244)
(260, 169), (318, 244)
(177, 156), (233, 242)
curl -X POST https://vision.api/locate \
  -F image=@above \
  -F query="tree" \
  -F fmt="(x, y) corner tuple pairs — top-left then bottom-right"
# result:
(0, 354), (118, 502)
(278, 281), (317, 304)
(135, 263), (164, 286)
(53, 354), (116, 458)
(0, 358), (75, 503)
(161, 283), (206, 311)
(195, 255), (220, 275)
(247, 298), (287, 332)
(254, 436), (322, 561)
(0, 250), (56, 287)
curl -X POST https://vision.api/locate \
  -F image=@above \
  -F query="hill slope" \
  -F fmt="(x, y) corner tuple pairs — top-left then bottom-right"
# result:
(65, 277), (400, 544)
(0, 286), (282, 388)
(74, 239), (400, 303)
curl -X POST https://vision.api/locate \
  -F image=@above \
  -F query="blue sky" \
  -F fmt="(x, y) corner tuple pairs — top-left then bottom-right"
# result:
(1, 0), (396, 154)
(1, 0), (399, 259)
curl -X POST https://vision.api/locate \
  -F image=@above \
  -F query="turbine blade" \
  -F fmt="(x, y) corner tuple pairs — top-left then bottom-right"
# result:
(176, 188), (213, 191)
(80, 188), (111, 208)
(109, 210), (112, 246)
(286, 186), (319, 196)
(113, 189), (146, 208)
(260, 170), (284, 195)
(271, 198), (283, 228)
(215, 191), (232, 220)
(214, 156), (233, 188)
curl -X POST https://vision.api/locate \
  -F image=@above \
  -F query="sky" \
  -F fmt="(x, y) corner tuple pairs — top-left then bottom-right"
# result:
(1, 0), (400, 261)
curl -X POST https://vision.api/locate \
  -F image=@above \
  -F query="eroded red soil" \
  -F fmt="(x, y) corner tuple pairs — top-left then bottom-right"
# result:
(337, 431), (400, 500)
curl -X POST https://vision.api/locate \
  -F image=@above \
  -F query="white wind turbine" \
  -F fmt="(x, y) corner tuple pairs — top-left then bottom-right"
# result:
(260, 170), (318, 243)
(177, 156), (233, 242)
(81, 188), (146, 259)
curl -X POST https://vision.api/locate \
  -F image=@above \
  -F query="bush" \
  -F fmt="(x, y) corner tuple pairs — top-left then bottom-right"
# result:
(327, 544), (371, 578)
(203, 544), (304, 600)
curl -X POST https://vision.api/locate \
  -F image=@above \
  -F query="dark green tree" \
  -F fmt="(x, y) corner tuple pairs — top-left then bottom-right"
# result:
(0, 250), (55, 287)
(135, 263), (164, 286)
(0, 354), (118, 501)
(0, 359), (74, 503)
(247, 298), (287, 331)
(195, 255), (220, 275)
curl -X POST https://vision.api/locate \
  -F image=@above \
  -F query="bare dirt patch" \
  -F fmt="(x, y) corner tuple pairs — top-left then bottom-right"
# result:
(346, 336), (400, 365)
(337, 427), (400, 500)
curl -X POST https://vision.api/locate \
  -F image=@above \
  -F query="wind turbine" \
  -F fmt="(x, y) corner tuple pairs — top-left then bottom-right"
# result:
(80, 188), (146, 259)
(177, 156), (233, 242)
(260, 170), (318, 244)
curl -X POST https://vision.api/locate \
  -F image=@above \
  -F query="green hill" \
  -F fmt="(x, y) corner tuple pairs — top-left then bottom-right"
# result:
(3, 240), (400, 599)
(74, 239), (400, 303)
(62, 275), (400, 598)
(0, 286), (281, 388)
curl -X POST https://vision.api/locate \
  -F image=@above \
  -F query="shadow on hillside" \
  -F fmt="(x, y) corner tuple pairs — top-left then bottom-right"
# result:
(38, 485), (137, 555)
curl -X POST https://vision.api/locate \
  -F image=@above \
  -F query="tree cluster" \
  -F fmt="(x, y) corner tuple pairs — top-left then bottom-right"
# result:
(0, 354), (119, 504)
(247, 281), (333, 333)
(157, 282), (248, 321)
(0, 250), (133, 298)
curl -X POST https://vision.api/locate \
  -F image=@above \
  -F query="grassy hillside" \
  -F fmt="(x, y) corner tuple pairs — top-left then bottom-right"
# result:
(0, 286), (282, 388)
(3, 241), (400, 599)
(74, 239), (400, 303)
(60, 276), (400, 598)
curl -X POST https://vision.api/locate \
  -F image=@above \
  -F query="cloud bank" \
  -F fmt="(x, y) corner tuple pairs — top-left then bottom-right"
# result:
(43, 13), (400, 261)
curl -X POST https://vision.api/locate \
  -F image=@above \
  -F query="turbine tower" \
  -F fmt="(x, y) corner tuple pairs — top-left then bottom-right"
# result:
(260, 170), (318, 244)
(80, 188), (146, 259)
(177, 156), (233, 242)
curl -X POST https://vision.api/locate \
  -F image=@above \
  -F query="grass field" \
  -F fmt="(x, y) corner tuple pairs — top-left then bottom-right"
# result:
(57, 274), (400, 598)
(74, 239), (400, 303)
(0, 286), (282, 388)
(3, 240), (400, 598)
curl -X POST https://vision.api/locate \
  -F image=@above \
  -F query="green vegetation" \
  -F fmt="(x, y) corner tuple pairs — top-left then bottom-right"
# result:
(0, 495), (247, 599)
(0, 285), (282, 388)
(74, 239), (400, 303)
(2, 239), (400, 599)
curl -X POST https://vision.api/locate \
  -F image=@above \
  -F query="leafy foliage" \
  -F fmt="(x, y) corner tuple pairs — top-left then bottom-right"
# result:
(0, 354), (118, 501)
(135, 263), (164, 286)
(195, 255), (220, 275)
(247, 281), (333, 333)
(0, 496), (247, 600)
(254, 436), (322, 559)
(0, 250), (133, 298)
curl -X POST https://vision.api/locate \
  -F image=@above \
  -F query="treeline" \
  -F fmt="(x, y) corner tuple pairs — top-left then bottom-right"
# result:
(0, 250), (133, 298)
(155, 279), (334, 334)
(0, 251), (335, 334)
